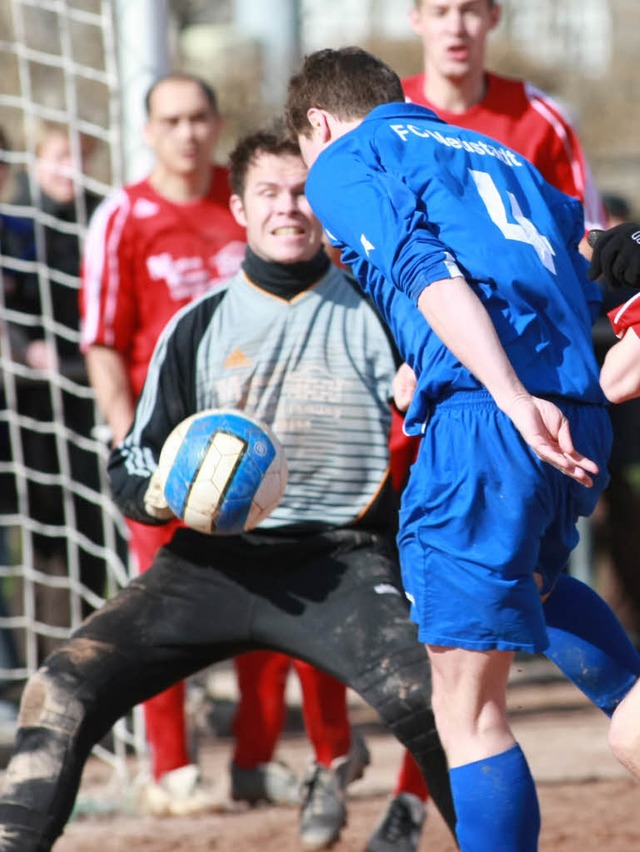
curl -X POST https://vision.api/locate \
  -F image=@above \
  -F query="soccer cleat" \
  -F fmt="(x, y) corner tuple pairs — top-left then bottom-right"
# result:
(137, 764), (224, 817)
(299, 763), (347, 849)
(230, 759), (301, 806)
(366, 792), (426, 852)
(332, 728), (371, 789)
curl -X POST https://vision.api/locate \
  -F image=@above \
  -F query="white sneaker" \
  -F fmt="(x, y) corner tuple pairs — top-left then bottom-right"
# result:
(137, 764), (224, 817)
(299, 763), (346, 849)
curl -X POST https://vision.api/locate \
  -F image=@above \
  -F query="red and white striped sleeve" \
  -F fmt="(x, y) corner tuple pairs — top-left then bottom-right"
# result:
(80, 187), (136, 352)
(525, 83), (606, 231)
(608, 292), (640, 338)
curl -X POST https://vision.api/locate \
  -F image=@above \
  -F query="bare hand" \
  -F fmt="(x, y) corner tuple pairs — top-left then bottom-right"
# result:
(26, 339), (58, 371)
(505, 394), (599, 487)
(392, 363), (417, 412)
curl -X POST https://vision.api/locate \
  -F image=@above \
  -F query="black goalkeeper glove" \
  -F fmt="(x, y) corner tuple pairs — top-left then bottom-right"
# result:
(588, 223), (640, 288)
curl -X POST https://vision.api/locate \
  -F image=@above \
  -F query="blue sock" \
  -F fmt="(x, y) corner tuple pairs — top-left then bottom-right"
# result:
(449, 744), (540, 851)
(543, 573), (640, 716)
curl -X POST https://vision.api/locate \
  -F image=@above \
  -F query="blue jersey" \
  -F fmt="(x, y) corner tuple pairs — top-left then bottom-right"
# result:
(306, 103), (605, 435)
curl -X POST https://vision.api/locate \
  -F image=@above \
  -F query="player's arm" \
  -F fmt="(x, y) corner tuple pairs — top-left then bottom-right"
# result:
(85, 345), (135, 446)
(107, 358), (181, 526)
(417, 276), (599, 486)
(392, 362), (417, 412)
(79, 188), (138, 434)
(599, 285), (640, 403)
(600, 327), (640, 404)
(108, 303), (200, 524)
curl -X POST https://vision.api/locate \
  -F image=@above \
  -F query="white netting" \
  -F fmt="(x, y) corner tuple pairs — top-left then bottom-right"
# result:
(0, 0), (141, 787)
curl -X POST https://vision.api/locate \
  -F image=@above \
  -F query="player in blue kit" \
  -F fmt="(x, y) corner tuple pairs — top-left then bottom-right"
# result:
(285, 46), (640, 850)
(0, 123), (457, 852)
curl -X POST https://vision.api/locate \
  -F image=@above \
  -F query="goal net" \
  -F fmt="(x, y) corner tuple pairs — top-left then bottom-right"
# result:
(0, 0), (143, 799)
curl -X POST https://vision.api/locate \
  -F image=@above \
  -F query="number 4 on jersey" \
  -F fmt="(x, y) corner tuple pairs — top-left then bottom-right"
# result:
(470, 169), (557, 274)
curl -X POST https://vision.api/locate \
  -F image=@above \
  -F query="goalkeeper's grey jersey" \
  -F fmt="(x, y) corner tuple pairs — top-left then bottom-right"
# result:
(109, 263), (399, 532)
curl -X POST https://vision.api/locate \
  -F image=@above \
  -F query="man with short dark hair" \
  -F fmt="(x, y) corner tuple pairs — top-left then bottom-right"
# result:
(0, 123), (456, 852)
(284, 45), (640, 851)
(370, 3), (608, 844)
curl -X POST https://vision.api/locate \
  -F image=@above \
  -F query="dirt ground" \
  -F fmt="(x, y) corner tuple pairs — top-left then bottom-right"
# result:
(36, 657), (640, 852)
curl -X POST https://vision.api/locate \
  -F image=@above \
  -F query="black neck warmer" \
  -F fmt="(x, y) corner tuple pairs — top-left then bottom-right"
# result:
(241, 245), (331, 300)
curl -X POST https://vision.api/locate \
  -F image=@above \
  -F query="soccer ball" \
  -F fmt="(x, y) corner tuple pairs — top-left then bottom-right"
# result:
(157, 409), (288, 535)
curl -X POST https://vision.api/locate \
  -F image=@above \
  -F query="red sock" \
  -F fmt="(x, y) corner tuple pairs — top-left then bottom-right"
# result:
(129, 518), (190, 780)
(294, 660), (350, 767)
(394, 749), (430, 800)
(232, 651), (291, 767)
(143, 682), (190, 780)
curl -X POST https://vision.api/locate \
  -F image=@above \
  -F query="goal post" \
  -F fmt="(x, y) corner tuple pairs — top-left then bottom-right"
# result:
(115, 0), (170, 181)
(0, 0), (171, 802)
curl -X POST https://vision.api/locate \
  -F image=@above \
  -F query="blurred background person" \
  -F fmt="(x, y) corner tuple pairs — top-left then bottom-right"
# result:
(0, 125), (21, 725)
(602, 193), (633, 228)
(0, 119), (107, 664)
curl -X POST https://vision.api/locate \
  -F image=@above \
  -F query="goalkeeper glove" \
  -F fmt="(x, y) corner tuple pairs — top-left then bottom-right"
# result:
(588, 223), (640, 288)
(144, 469), (175, 520)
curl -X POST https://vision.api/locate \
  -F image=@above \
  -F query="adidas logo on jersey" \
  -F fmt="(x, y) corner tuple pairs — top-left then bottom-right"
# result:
(224, 348), (253, 369)
(133, 198), (160, 218)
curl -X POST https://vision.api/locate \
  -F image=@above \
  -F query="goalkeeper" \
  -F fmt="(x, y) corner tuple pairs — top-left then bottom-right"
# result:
(0, 123), (456, 852)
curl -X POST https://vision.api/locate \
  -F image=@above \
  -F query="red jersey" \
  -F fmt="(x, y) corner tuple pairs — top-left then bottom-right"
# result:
(608, 293), (640, 339)
(402, 71), (606, 231)
(80, 165), (246, 397)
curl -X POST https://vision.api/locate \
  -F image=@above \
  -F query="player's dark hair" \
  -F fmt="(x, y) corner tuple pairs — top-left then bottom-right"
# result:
(228, 118), (301, 198)
(144, 73), (218, 117)
(602, 193), (632, 223)
(285, 46), (404, 138)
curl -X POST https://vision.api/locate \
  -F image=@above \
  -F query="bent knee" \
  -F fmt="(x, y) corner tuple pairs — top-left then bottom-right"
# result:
(18, 667), (84, 734)
(18, 638), (108, 731)
(609, 686), (640, 776)
(608, 711), (640, 767)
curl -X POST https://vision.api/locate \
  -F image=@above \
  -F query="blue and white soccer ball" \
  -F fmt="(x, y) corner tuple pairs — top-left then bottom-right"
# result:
(157, 409), (288, 535)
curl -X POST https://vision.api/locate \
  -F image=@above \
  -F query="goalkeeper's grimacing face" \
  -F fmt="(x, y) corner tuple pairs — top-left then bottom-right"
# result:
(144, 79), (221, 178)
(229, 151), (324, 265)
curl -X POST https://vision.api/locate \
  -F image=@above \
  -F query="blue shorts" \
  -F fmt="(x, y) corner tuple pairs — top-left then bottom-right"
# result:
(397, 390), (612, 653)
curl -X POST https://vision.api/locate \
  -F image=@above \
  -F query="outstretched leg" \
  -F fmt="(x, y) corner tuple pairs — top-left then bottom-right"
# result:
(0, 551), (255, 852)
(351, 638), (456, 836)
(543, 572), (640, 717)
(543, 572), (640, 774)
(0, 636), (155, 851)
(294, 660), (352, 766)
(232, 651), (291, 766)
(252, 530), (457, 839)
(429, 645), (540, 852)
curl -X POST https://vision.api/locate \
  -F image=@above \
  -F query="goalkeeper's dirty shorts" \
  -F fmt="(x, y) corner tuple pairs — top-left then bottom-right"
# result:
(0, 526), (457, 851)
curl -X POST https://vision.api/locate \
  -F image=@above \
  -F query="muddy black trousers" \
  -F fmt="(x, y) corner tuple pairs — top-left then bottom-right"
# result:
(0, 527), (456, 851)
